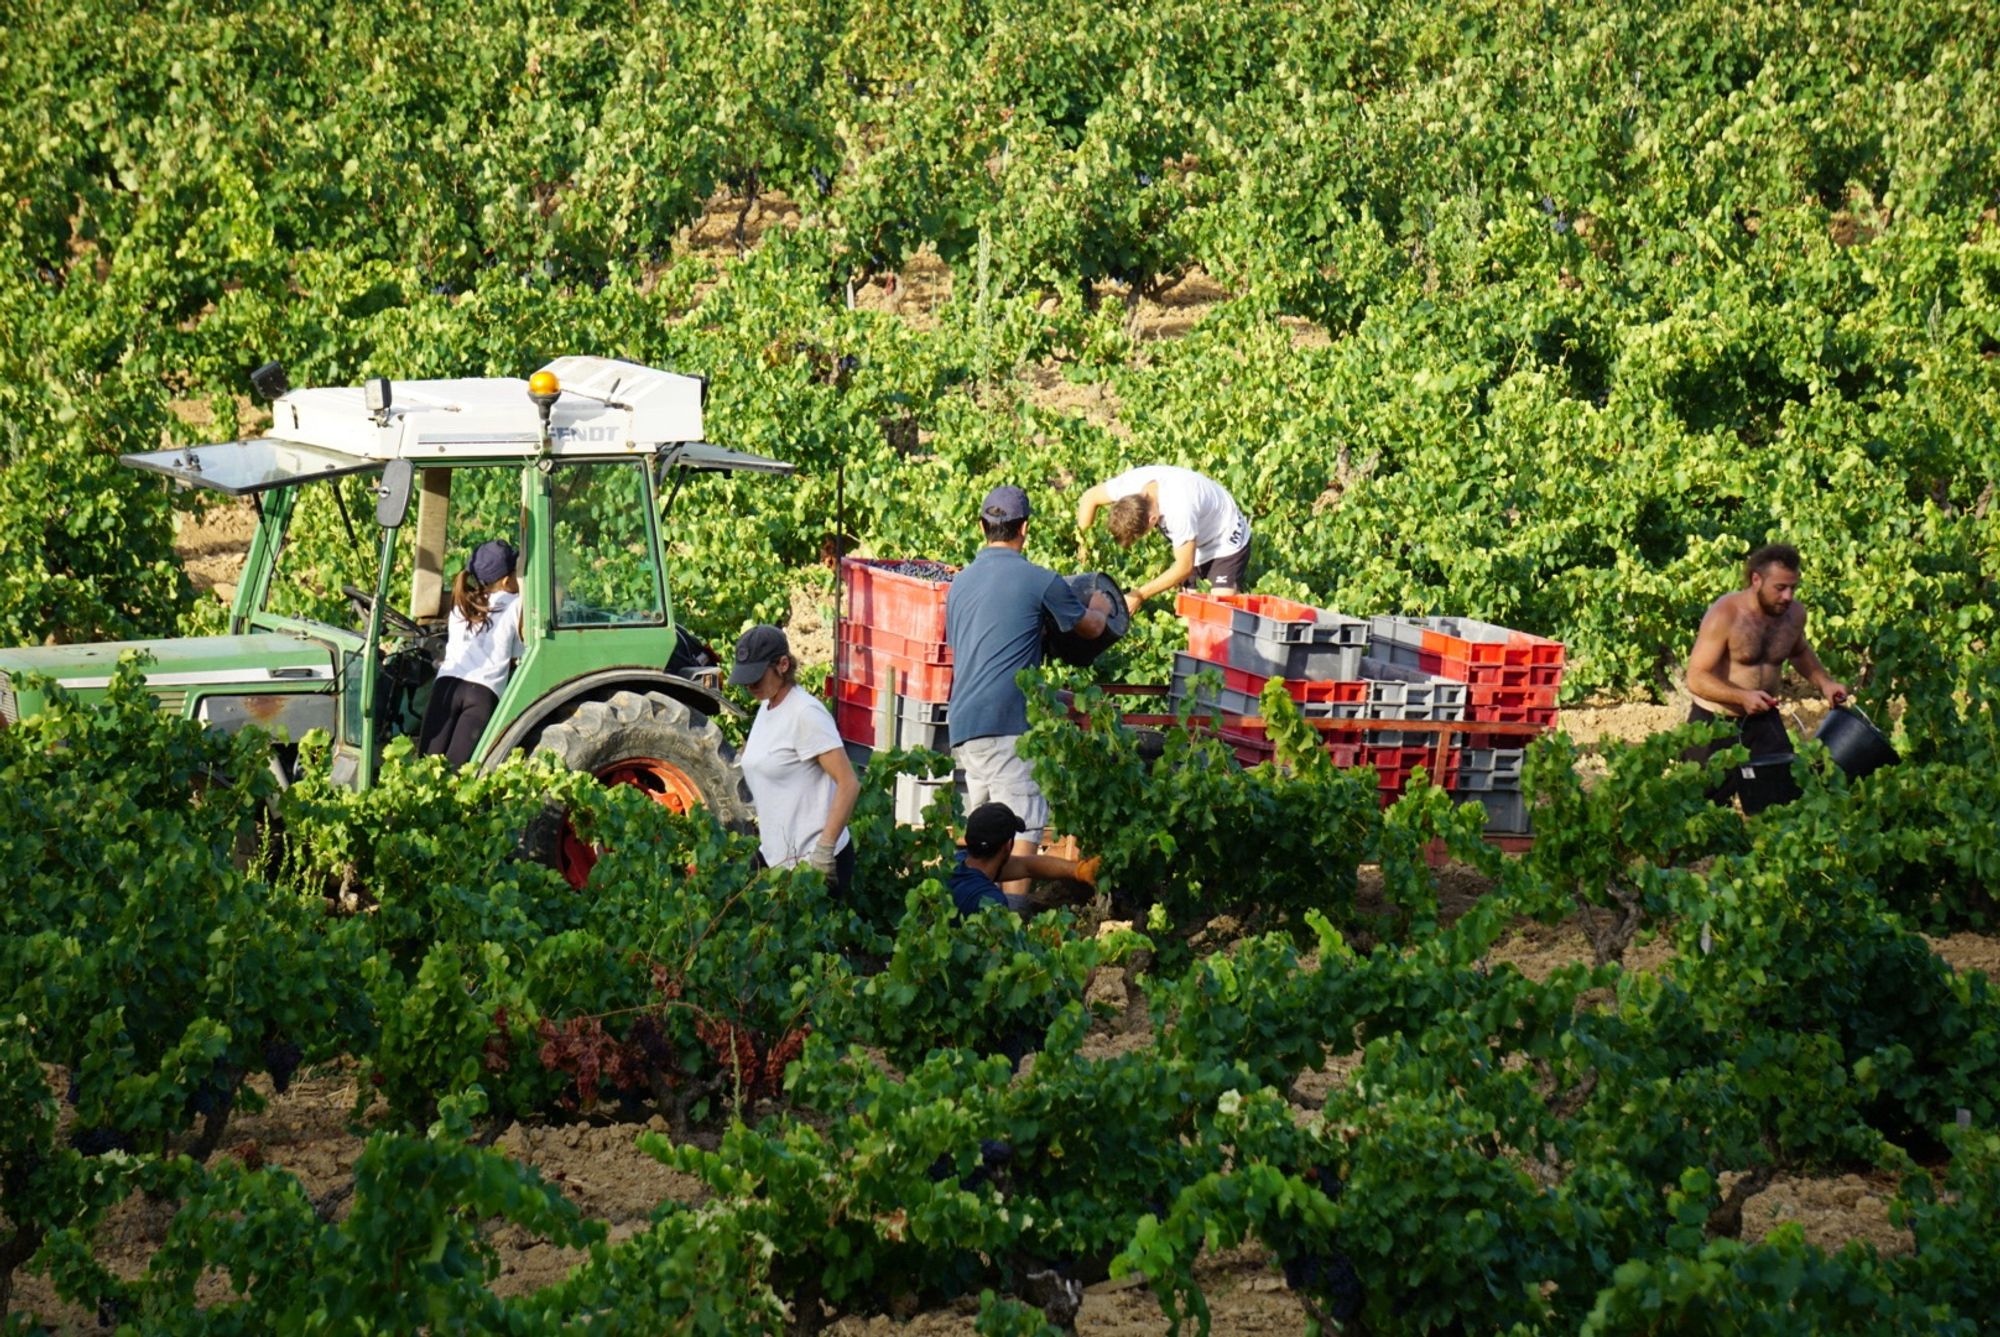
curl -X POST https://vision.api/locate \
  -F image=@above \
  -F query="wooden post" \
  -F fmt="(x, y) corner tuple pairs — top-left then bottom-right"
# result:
(408, 467), (453, 620)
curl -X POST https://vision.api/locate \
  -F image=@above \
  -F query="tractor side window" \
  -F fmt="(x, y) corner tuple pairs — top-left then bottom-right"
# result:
(444, 468), (527, 586)
(551, 461), (665, 627)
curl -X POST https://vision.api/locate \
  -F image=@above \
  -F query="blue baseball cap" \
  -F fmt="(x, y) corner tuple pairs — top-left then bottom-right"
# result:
(469, 539), (517, 586)
(980, 485), (1030, 524)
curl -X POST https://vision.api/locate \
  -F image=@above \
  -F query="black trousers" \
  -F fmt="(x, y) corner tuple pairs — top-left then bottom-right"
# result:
(1685, 704), (1790, 803)
(1190, 537), (1252, 591)
(419, 676), (499, 767)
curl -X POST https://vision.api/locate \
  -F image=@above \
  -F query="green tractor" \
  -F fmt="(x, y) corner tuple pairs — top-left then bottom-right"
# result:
(0, 357), (792, 885)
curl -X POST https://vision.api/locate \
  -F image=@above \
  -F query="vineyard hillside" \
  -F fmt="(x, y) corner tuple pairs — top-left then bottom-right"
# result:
(3, 1), (1999, 1333)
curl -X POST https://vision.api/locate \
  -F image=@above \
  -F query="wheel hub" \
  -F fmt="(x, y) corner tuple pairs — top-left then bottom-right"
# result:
(559, 756), (707, 889)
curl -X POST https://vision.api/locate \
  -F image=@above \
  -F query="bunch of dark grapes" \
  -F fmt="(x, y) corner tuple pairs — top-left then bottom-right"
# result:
(187, 1064), (236, 1120)
(628, 1013), (676, 1069)
(869, 559), (956, 583)
(926, 1138), (1012, 1190)
(1276, 1164), (1360, 1323)
(261, 1036), (304, 1095)
(1279, 1250), (1363, 1324)
(71, 1126), (132, 1156)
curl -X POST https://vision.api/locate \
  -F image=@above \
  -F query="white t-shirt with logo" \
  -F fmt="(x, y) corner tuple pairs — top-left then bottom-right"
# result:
(1103, 465), (1251, 564)
(740, 686), (851, 867)
(439, 590), (524, 693)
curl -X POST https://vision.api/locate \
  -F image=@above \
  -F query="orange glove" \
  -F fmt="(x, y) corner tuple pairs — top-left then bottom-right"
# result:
(1072, 855), (1102, 888)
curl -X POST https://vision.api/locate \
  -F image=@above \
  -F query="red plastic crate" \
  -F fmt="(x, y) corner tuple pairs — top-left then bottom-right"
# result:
(1178, 652), (1367, 705)
(1186, 619), (1233, 663)
(1179, 590), (1342, 634)
(1466, 683), (1559, 727)
(833, 696), (877, 747)
(834, 642), (953, 702)
(837, 620), (951, 666)
(1467, 704), (1557, 727)
(1214, 725), (1400, 780)
(1467, 683), (1559, 711)
(1414, 651), (1564, 688)
(1223, 733), (1274, 766)
(1418, 621), (1565, 669)
(839, 557), (955, 644)
(1461, 728), (1554, 750)
(831, 694), (951, 750)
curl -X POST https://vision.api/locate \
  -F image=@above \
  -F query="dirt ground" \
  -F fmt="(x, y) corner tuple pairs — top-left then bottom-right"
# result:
(90, 193), (1990, 1333)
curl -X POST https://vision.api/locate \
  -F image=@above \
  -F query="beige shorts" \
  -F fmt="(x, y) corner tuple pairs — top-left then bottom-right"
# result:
(952, 734), (1048, 843)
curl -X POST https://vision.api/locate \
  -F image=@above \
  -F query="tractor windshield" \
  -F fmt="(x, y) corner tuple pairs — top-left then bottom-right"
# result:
(121, 439), (380, 495)
(550, 460), (666, 627)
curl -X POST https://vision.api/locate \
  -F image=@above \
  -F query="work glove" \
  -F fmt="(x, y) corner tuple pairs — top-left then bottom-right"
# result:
(807, 840), (839, 876)
(1072, 855), (1102, 888)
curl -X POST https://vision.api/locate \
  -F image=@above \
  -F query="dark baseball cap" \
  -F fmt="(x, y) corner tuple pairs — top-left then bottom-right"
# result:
(730, 624), (791, 686)
(964, 801), (1027, 857)
(469, 539), (517, 586)
(980, 485), (1031, 524)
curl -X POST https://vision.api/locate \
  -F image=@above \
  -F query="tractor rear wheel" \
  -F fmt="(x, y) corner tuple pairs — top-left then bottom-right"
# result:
(528, 689), (753, 888)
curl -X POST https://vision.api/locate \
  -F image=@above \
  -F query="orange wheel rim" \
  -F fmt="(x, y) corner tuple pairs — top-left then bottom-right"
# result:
(559, 758), (706, 890)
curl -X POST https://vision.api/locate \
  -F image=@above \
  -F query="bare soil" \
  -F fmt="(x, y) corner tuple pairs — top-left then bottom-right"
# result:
(171, 497), (259, 600)
(1735, 1170), (1912, 1257)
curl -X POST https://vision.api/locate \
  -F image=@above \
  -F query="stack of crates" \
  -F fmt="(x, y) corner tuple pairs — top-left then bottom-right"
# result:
(833, 557), (960, 822)
(1180, 592), (1368, 680)
(1171, 593), (1468, 802)
(1368, 616), (1567, 833)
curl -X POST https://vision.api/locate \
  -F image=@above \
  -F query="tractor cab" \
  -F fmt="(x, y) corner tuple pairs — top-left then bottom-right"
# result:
(0, 358), (791, 834)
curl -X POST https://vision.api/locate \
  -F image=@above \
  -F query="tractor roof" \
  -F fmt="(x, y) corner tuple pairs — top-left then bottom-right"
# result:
(271, 356), (703, 460)
(123, 357), (792, 494)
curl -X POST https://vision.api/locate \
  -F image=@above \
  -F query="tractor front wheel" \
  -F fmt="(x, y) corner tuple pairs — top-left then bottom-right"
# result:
(527, 690), (753, 888)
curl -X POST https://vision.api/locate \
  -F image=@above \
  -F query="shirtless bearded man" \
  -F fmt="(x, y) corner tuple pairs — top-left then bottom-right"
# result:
(1682, 543), (1849, 795)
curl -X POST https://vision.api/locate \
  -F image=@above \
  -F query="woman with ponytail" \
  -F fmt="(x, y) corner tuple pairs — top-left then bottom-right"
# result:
(419, 538), (525, 766)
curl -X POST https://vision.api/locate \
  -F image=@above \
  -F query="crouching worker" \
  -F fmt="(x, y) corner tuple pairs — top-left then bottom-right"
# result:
(951, 802), (1101, 917)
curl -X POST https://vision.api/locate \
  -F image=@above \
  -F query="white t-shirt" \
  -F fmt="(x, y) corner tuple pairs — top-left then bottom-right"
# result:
(740, 686), (851, 867)
(438, 590), (524, 693)
(1103, 465), (1250, 564)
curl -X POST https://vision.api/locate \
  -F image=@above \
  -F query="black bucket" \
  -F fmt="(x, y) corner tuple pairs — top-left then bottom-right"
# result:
(1812, 705), (1899, 780)
(1043, 572), (1130, 668)
(1736, 753), (1802, 815)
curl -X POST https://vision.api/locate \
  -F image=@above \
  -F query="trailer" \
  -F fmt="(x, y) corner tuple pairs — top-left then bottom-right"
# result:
(829, 558), (1562, 853)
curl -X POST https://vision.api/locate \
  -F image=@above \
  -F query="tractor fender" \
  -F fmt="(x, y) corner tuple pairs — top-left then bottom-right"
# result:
(479, 668), (737, 772)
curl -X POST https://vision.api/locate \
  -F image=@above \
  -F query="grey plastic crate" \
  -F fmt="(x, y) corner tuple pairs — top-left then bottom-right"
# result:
(1455, 789), (1531, 833)
(1369, 685), (1469, 717)
(881, 695), (951, 751)
(894, 771), (963, 825)
(1169, 656), (1262, 716)
(1372, 614), (1522, 650)
(1452, 769), (1522, 793)
(1356, 654), (1429, 683)
(1217, 602), (1369, 647)
(1460, 748), (1526, 776)
(1363, 729), (1427, 747)
(1216, 635), (1365, 682)
(1171, 656), (1360, 719)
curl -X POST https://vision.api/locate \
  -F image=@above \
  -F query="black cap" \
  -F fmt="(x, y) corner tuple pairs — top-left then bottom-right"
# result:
(469, 539), (517, 586)
(730, 624), (791, 686)
(980, 485), (1030, 524)
(964, 801), (1027, 857)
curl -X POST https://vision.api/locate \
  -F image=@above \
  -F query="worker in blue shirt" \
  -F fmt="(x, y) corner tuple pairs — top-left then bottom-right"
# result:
(946, 485), (1111, 900)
